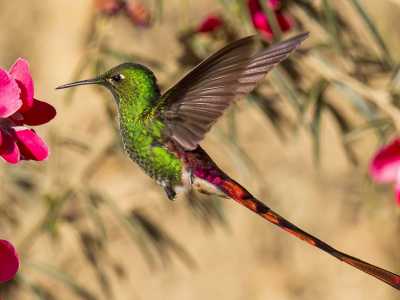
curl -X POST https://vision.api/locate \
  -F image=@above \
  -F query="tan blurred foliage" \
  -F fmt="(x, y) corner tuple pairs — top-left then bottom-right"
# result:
(1, 0), (400, 299)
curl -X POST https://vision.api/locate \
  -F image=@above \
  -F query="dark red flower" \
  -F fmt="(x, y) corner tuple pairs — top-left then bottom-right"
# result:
(275, 10), (291, 32)
(197, 15), (223, 33)
(0, 239), (20, 282)
(0, 59), (56, 164)
(247, 0), (293, 40)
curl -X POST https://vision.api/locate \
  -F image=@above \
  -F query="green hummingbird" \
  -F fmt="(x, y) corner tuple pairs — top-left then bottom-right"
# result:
(57, 33), (400, 290)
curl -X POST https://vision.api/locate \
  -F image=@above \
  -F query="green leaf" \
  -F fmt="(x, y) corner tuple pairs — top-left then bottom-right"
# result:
(227, 108), (239, 144)
(342, 118), (393, 143)
(311, 94), (324, 167)
(390, 66), (400, 94)
(324, 102), (358, 166)
(235, 0), (257, 36)
(83, 191), (108, 245)
(322, 0), (343, 52)
(3, 169), (41, 205)
(89, 188), (156, 267)
(185, 191), (227, 229)
(59, 136), (91, 153)
(349, 0), (393, 66)
(246, 91), (289, 140)
(23, 260), (97, 300)
(291, 2), (328, 33)
(15, 274), (52, 300)
(212, 125), (270, 195)
(131, 210), (196, 268)
(74, 228), (111, 296)
(41, 187), (75, 237)
(295, 78), (328, 133)
(269, 68), (302, 111)
(333, 81), (378, 122)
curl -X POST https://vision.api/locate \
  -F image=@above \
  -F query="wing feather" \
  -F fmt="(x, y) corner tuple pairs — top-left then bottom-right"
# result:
(152, 33), (309, 150)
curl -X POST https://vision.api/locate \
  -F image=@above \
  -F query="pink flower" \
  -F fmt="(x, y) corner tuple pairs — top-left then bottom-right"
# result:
(0, 239), (20, 282)
(369, 138), (400, 206)
(0, 59), (56, 164)
(93, 0), (123, 15)
(197, 15), (223, 33)
(247, 0), (293, 40)
(125, 1), (151, 27)
(248, 0), (280, 13)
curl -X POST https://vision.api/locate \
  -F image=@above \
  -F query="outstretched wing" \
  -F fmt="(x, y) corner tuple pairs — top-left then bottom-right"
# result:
(151, 33), (309, 150)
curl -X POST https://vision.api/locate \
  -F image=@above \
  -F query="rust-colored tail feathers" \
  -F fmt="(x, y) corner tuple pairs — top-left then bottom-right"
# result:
(217, 178), (400, 290)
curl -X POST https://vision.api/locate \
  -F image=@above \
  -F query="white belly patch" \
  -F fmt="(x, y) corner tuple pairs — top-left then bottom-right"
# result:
(192, 177), (229, 198)
(173, 169), (229, 199)
(173, 168), (192, 194)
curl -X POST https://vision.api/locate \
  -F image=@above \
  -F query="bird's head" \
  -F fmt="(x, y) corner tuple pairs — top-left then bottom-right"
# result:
(57, 63), (160, 108)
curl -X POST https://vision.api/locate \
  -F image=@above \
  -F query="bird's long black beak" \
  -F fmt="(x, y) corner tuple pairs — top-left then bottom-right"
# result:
(56, 78), (100, 90)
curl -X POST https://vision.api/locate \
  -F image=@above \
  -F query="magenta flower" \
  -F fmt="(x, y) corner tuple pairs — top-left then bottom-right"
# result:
(247, 0), (293, 40)
(0, 59), (56, 164)
(369, 138), (400, 206)
(0, 239), (20, 282)
(197, 15), (223, 33)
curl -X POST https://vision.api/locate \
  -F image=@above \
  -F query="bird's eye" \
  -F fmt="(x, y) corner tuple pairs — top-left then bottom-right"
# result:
(112, 74), (122, 83)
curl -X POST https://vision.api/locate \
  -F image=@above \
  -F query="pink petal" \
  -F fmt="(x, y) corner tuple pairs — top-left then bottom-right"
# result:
(252, 11), (272, 32)
(12, 128), (49, 161)
(267, 0), (280, 10)
(9, 59), (34, 113)
(0, 69), (22, 118)
(394, 180), (400, 208)
(0, 130), (20, 164)
(275, 10), (293, 32)
(0, 239), (20, 282)
(197, 15), (223, 33)
(252, 11), (274, 40)
(247, 0), (261, 14)
(369, 138), (400, 183)
(19, 98), (56, 126)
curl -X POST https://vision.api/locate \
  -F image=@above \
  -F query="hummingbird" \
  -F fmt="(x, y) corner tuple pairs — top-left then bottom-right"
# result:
(57, 33), (400, 290)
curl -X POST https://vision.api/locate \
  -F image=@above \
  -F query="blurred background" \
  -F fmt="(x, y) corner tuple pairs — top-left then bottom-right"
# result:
(1, 0), (400, 299)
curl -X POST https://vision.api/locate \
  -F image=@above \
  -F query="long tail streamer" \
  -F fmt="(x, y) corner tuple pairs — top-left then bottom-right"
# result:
(218, 179), (400, 290)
